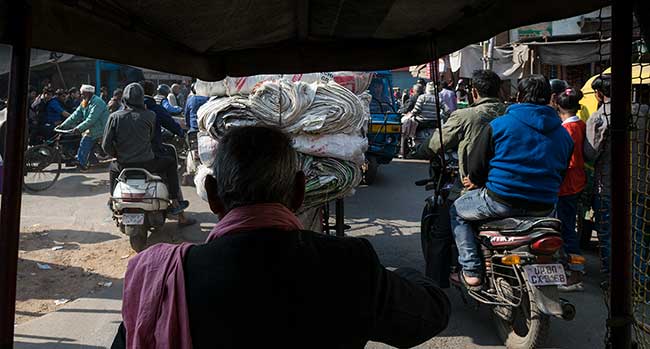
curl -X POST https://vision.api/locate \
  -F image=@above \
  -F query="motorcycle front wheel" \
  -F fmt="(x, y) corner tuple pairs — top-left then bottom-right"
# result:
(493, 283), (550, 349)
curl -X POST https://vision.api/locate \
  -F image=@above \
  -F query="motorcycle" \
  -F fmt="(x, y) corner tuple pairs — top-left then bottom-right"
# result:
(405, 116), (438, 157)
(418, 154), (577, 349)
(111, 168), (170, 252)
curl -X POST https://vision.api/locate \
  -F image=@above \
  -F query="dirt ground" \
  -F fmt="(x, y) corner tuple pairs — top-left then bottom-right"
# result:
(15, 226), (132, 324)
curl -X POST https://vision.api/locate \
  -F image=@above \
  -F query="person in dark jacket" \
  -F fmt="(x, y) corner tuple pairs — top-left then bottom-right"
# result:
(399, 83), (424, 114)
(140, 80), (195, 225)
(102, 83), (186, 215)
(65, 87), (81, 113)
(141, 81), (185, 154)
(111, 126), (450, 349)
(452, 75), (573, 288)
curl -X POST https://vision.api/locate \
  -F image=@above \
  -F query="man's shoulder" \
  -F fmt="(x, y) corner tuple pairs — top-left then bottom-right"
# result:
(195, 229), (375, 261)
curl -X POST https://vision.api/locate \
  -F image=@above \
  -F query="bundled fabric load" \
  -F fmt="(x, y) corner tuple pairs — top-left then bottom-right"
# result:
(194, 71), (373, 98)
(198, 80), (367, 138)
(195, 76), (370, 214)
(300, 155), (362, 210)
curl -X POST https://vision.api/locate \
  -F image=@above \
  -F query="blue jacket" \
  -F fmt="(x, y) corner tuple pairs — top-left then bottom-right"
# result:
(468, 103), (573, 205)
(144, 96), (184, 153)
(46, 98), (66, 124)
(183, 95), (209, 132)
(162, 97), (182, 115)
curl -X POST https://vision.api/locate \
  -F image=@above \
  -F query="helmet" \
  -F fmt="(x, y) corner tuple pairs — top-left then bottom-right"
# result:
(157, 84), (171, 96)
(549, 79), (569, 95)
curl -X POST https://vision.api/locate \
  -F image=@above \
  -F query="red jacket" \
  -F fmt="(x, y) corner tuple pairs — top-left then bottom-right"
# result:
(559, 117), (587, 196)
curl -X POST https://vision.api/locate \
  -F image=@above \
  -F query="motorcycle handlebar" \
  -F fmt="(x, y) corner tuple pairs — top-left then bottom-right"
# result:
(53, 127), (75, 134)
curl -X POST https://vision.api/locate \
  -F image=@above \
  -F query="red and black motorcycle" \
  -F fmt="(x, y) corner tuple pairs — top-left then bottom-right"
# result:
(418, 154), (578, 349)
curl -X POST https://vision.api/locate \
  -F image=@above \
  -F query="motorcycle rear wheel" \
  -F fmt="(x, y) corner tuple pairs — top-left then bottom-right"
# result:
(125, 225), (148, 252)
(493, 283), (549, 349)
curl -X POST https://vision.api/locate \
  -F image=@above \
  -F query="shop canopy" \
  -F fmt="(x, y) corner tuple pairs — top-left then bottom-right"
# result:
(0, 0), (608, 80)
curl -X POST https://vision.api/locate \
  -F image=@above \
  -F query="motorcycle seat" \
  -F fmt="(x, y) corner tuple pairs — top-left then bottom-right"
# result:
(414, 117), (438, 129)
(479, 217), (561, 235)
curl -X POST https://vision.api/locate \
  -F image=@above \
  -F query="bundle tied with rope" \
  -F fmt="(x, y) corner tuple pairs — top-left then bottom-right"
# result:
(194, 77), (369, 212)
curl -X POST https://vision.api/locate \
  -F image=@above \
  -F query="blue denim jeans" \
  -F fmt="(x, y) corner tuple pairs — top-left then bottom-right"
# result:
(557, 194), (581, 255)
(76, 136), (96, 168)
(593, 194), (611, 272)
(450, 188), (537, 277)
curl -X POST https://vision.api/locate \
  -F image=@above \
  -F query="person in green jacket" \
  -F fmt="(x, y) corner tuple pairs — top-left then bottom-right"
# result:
(58, 84), (109, 169)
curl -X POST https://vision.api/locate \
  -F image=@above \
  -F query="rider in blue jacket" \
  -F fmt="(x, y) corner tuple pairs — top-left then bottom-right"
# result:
(154, 84), (183, 115)
(451, 75), (573, 288)
(183, 85), (209, 132)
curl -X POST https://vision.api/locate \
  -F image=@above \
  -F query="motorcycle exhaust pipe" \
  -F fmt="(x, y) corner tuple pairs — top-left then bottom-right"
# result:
(559, 298), (576, 321)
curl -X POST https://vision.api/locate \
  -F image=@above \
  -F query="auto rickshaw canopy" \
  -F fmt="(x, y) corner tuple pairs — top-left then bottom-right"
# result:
(580, 63), (650, 116)
(0, 0), (608, 80)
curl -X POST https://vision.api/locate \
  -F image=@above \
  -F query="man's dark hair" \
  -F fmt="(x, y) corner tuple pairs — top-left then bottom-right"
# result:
(441, 80), (449, 89)
(139, 80), (156, 96)
(113, 88), (123, 97)
(517, 74), (552, 105)
(471, 70), (501, 98)
(212, 126), (298, 212)
(591, 74), (611, 98)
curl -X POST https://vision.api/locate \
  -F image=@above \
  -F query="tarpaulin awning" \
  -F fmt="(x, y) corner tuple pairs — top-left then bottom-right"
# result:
(0, 47), (74, 75)
(0, 0), (609, 80)
(449, 44), (528, 79)
(527, 39), (612, 66)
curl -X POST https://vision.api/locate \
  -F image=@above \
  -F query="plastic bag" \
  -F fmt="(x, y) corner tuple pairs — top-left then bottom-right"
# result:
(194, 164), (213, 202)
(194, 79), (227, 97)
(292, 134), (367, 165)
(197, 131), (219, 167)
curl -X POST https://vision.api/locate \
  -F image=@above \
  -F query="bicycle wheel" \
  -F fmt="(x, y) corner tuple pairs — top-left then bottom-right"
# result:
(23, 145), (62, 192)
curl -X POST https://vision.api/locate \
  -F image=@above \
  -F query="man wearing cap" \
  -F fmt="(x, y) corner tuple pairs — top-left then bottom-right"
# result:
(58, 84), (109, 170)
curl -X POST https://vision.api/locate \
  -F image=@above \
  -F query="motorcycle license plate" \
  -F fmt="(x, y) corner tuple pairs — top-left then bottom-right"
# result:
(123, 213), (145, 226)
(523, 264), (567, 286)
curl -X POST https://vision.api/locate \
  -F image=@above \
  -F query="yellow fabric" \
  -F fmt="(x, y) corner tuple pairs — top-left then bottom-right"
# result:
(578, 104), (591, 122)
(580, 64), (650, 117)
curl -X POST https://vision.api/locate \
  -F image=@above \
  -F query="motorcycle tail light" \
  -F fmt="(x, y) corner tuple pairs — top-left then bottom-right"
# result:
(530, 236), (563, 254)
(569, 254), (586, 265)
(122, 192), (145, 202)
(501, 255), (521, 265)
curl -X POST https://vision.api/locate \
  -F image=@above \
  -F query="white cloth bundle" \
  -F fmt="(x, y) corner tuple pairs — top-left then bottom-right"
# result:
(293, 134), (368, 165)
(197, 79), (367, 137)
(195, 72), (373, 98)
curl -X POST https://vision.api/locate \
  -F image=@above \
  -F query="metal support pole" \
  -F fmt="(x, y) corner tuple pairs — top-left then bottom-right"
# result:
(335, 199), (344, 237)
(608, 0), (633, 348)
(0, 1), (32, 347)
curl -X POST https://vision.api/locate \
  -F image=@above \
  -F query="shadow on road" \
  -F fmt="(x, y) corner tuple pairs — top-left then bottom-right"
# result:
(19, 229), (120, 252)
(25, 174), (109, 198)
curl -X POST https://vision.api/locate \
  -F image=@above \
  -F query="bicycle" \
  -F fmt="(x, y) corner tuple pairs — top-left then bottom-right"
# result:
(23, 127), (77, 192)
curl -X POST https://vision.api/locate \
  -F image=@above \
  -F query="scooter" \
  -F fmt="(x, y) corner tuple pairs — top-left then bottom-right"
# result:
(418, 154), (577, 349)
(111, 168), (170, 252)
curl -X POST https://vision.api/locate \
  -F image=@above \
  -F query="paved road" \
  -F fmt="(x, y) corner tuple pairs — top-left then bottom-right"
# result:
(14, 160), (607, 348)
